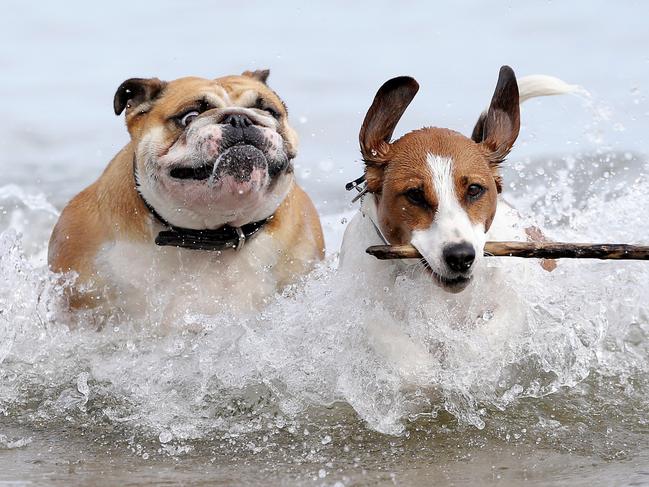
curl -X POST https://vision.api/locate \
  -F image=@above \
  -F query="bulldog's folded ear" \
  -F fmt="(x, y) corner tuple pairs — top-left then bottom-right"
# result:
(242, 69), (270, 84)
(113, 78), (166, 116)
(473, 66), (520, 166)
(359, 76), (419, 164)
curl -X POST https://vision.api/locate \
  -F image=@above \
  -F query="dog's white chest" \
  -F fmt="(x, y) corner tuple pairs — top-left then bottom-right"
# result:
(94, 234), (280, 322)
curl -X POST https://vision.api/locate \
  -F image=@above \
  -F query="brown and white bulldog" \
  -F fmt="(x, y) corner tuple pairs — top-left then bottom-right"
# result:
(49, 69), (324, 321)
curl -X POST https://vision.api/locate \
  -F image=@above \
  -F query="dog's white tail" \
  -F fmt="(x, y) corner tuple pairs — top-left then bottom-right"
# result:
(517, 74), (579, 104)
(471, 74), (578, 142)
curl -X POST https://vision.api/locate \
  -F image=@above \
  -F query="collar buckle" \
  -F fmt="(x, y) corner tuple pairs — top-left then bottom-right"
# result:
(235, 227), (246, 251)
(346, 174), (368, 203)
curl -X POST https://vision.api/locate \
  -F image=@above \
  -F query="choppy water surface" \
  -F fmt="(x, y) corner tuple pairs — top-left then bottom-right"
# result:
(2, 1), (649, 485)
(2, 148), (649, 485)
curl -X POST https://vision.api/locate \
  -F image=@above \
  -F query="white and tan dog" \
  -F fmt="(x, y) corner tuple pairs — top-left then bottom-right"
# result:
(49, 70), (324, 320)
(340, 66), (574, 290)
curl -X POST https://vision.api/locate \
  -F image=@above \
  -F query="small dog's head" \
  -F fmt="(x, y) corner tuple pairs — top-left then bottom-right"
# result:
(359, 66), (520, 292)
(114, 69), (297, 229)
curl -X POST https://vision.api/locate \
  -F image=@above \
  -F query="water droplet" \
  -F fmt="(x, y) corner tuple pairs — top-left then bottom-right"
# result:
(76, 372), (90, 396)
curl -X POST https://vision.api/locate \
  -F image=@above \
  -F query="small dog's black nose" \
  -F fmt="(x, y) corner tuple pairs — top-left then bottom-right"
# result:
(222, 113), (252, 128)
(443, 242), (476, 272)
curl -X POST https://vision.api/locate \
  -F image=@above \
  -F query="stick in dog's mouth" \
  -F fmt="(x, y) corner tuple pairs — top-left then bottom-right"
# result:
(367, 242), (649, 261)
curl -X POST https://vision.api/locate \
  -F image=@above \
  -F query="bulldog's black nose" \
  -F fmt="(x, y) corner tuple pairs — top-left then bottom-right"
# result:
(443, 243), (476, 272)
(223, 113), (252, 128)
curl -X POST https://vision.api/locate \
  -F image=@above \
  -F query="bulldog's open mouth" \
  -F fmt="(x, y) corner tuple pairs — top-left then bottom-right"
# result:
(422, 260), (471, 293)
(168, 144), (267, 181)
(169, 164), (214, 180)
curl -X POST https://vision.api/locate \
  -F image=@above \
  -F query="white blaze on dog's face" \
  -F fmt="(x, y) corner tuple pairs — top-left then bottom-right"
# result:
(359, 67), (521, 292)
(113, 69), (298, 229)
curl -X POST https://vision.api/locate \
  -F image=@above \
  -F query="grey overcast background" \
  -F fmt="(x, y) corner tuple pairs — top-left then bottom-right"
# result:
(1, 0), (648, 213)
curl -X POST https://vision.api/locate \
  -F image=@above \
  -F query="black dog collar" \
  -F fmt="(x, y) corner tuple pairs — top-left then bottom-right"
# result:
(154, 219), (270, 251)
(133, 157), (271, 251)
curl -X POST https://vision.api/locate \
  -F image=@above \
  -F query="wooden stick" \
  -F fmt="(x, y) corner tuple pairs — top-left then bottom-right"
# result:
(366, 241), (649, 261)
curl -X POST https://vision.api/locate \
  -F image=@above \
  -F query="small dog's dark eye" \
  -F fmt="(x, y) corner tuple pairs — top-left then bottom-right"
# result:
(404, 188), (428, 207)
(467, 184), (485, 201)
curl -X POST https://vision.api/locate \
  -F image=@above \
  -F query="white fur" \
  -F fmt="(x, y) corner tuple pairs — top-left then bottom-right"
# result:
(136, 163), (292, 230)
(339, 194), (527, 378)
(410, 155), (486, 279)
(339, 194), (397, 275)
(517, 74), (578, 103)
(94, 229), (282, 326)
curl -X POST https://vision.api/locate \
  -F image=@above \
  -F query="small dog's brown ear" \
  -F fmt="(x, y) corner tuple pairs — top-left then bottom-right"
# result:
(475, 66), (520, 166)
(242, 69), (270, 84)
(470, 111), (487, 144)
(359, 76), (419, 163)
(113, 78), (166, 116)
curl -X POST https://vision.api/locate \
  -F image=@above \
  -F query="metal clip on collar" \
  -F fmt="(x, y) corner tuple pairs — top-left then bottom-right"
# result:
(345, 174), (368, 203)
(235, 227), (246, 251)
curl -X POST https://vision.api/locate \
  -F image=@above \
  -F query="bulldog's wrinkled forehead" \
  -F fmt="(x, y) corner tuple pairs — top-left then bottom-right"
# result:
(151, 75), (287, 117)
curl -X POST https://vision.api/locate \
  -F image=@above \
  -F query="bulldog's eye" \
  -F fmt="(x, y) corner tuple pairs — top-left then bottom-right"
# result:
(180, 111), (199, 127)
(252, 97), (281, 119)
(263, 106), (281, 119)
(404, 188), (428, 208)
(467, 183), (485, 201)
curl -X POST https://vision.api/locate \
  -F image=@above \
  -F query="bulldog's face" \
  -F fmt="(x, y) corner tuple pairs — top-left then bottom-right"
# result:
(114, 70), (298, 229)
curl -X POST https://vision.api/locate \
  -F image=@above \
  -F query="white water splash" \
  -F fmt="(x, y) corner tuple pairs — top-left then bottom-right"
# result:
(0, 184), (59, 217)
(0, 162), (648, 445)
(0, 434), (32, 450)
